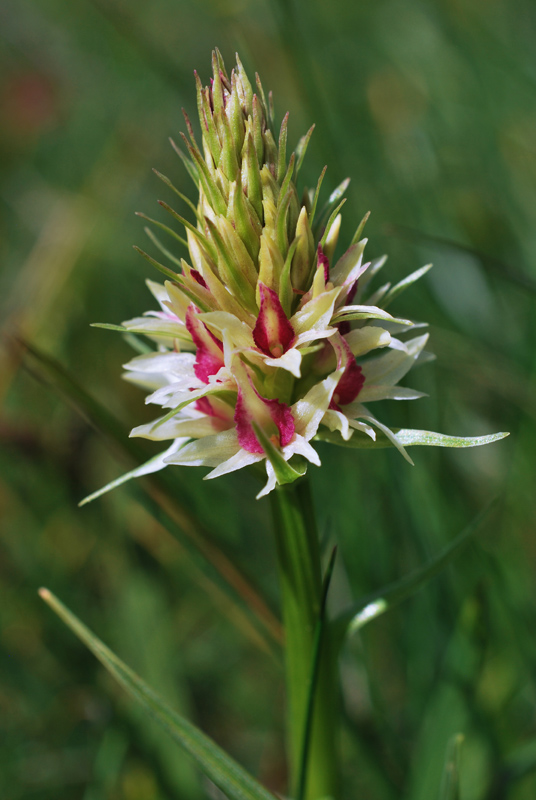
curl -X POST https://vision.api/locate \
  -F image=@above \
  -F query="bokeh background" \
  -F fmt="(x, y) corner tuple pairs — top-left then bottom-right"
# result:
(1, 1), (535, 798)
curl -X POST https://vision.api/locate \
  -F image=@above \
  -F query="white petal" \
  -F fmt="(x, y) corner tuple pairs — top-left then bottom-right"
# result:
(199, 311), (254, 349)
(146, 279), (171, 311)
(123, 351), (195, 374)
(358, 386), (427, 402)
(122, 371), (169, 391)
(292, 370), (342, 440)
(131, 415), (229, 442)
(205, 449), (263, 480)
(165, 429), (241, 468)
(256, 463), (277, 499)
(264, 348), (302, 378)
(344, 326), (391, 356)
(290, 287), (341, 336)
(322, 408), (352, 440)
(285, 435), (321, 466)
(361, 334), (429, 386)
(358, 412), (414, 465)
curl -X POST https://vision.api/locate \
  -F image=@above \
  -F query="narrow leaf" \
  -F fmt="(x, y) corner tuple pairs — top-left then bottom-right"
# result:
(152, 169), (201, 221)
(135, 212), (188, 249)
(382, 264), (432, 309)
(350, 211), (370, 246)
(309, 166), (327, 225)
(133, 246), (181, 282)
(296, 547), (337, 800)
(315, 428), (509, 451)
(337, 501), (497, 636)
(295, 125), (315, 175)
(39, 590), (277, 800)
(144, 227), (183, 269)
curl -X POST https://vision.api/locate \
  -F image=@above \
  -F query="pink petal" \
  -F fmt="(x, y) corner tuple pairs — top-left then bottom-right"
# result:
(317, 244), (330, 283)
(253, 283), (295, 358)
(185, 304), (224, 383)
(234, 376), (295, 454)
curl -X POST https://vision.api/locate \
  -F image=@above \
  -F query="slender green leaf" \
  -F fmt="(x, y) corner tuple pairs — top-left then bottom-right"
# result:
(439, 734), (464, 800)
(382, 264), (432, 309)
(296, 547), (337, 800)
(144, 226), (183, 269)
(336, 501), (497, 636)
(350, 211), (370, 246)
(252, 422), (306, 486)
(315, 427), (509, 451)
(309, 166), (327, 225)
(133, 246), (181, 282)
(295, 124), (315, 174)
(39, 590), (277, 800)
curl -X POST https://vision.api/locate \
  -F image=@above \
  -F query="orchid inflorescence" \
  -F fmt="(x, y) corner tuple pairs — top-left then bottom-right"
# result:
(89, 50), (506, 502)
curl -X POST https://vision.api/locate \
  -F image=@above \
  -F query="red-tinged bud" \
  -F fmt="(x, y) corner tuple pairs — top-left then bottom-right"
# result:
(191, 270), (207, 288)
(317, 244), (330, 283)
(185, 305), (224, 383)
(235, 377), (295, 454)
(253, 283), (295, 358)
(329, 334), (364, 409)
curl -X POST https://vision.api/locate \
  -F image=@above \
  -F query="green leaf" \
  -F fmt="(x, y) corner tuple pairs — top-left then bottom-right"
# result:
(331, 304), (413, 326)
(133, 246), (181, 282)
(295, 124), (315, 175)
(315, 427), (509, 451)
(439, 734), (464, 800)
(252, 422), (306, 486)
(336, 501), (496, 636)
(382, 263), (432, 309)
(296, 547), (337, 800)
(39, 590), (277, 800)
(350, 211), (370, 246)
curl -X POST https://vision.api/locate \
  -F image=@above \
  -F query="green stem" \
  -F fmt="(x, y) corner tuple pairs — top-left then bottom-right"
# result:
(270, 479), (339, 800)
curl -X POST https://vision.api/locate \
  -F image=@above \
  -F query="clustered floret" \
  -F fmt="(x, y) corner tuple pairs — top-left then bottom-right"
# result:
(111, 51), (435, 497)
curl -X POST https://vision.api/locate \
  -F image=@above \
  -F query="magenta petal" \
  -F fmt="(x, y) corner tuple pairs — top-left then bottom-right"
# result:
(235, 381), (295, 454)
(317, 244), (330, 283)
(185, 304), (224, 383)
(253, 283), (295, 358)
(191, 269), (208, 288)
(329, 335), (364, 409)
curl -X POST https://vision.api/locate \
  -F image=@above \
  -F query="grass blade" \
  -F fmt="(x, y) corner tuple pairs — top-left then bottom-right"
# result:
(337, 501), (497, 637)
(39, 589), (277, 800)
(439, 734), (464, 800)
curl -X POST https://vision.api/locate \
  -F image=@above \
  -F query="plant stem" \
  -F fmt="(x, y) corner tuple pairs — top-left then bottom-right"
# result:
(270, 478), (339, 800)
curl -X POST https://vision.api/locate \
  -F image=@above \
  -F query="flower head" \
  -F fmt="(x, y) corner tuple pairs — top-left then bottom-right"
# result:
(86, 50), (508, 504)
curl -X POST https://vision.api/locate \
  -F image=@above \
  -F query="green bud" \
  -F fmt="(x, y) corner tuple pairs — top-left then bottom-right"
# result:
(291, 207), (314, 291)
(228, 180), (261, 263)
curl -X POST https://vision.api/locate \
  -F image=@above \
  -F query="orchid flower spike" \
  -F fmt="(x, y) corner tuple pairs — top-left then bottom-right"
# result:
(85, 50), (508, 504)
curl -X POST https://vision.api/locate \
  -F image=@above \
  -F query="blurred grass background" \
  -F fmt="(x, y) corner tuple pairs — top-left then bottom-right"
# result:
(1, 0), (535, 798)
